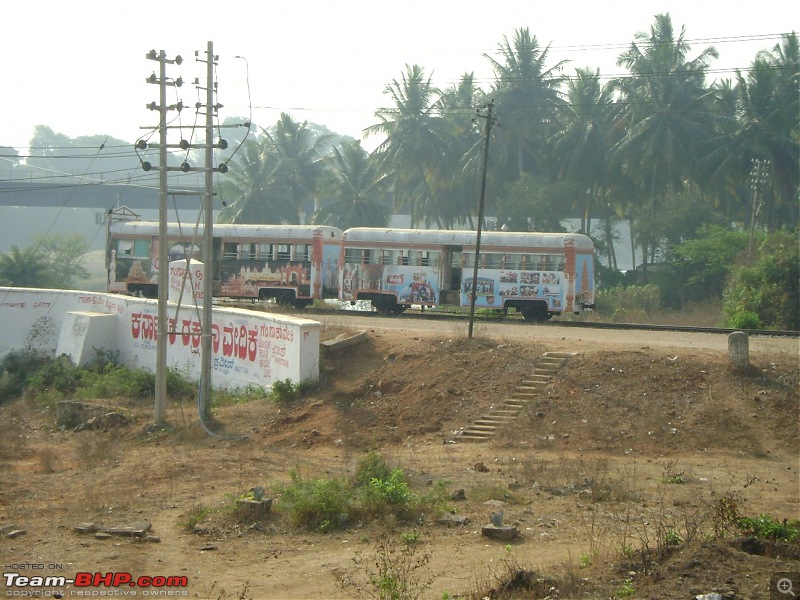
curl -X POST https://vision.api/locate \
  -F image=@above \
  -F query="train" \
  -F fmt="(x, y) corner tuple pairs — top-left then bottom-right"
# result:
(106, 221), (595, 321)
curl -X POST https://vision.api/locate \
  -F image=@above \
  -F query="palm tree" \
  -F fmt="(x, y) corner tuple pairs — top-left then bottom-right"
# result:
(484, 28), (567, 182)
(365, 64), (451, 228)
(554, 67), (615, 234)
(312, 141), (390, 229)
(221, 114), (332, 224)
(266, 113), (333, 221)
(434, 73), (486, 228)
(697, 33), (799, 233)
(218, 135), (293, 224)
(745, 33), (799, 229)
(0, 246), (55, 288)
(611, 13), (719, 268)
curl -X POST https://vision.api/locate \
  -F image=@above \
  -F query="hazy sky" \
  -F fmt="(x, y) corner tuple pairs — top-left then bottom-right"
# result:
(4, 0), (796, 154)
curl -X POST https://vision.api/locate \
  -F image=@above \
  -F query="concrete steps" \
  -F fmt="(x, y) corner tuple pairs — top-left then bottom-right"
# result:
(456, 351), (576, 443)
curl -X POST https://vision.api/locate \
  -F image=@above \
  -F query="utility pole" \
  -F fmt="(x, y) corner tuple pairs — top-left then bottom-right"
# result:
(143, 49), (184, 425)
(198, 41), (218, 420)
(468, 100), (495, 340)
(140, 45), (228, 425)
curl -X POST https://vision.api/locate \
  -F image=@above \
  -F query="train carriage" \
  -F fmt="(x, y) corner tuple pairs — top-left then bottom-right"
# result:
(339, 227), (595, 320)
(107, 221), (342, 307)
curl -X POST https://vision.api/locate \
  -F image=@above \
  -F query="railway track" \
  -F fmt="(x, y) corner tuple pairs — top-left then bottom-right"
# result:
(226, 300), (800, 338)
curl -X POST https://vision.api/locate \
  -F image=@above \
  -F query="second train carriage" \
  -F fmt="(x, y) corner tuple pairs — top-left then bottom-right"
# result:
(339, 228), (595, 320)
(107, 221), (342, 307)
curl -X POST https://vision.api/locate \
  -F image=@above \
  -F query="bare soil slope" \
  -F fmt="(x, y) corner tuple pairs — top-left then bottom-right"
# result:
(1, 327), (798, 599)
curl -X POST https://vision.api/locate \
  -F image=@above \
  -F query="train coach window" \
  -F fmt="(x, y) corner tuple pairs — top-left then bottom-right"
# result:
(295, 244), (311, 262)
(257, 244), (273, 260)
(364, 249), (382, 265)
(239, 243), (256, 260)
(382, 250), (396, 265)
(344, 248), (363, 263)
(504, 253), (523, 270)
(407, 251), (422, 266)
(223, 242), (239, 259)
(483, 253), (503, 268)
(450, 251), (464, 268)
(133, 240), (150, 257)
(116, 239), (134, 256)
(277, 244), (291, 261)
(421, 251), (439, 267)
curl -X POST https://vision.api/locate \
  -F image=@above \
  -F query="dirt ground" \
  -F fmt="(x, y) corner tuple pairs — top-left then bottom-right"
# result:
(0, 320), (798, 600)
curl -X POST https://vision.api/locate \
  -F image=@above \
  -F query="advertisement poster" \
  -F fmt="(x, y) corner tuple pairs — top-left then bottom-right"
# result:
(461, 269), (564, 310)
(341, 264), (438, 304)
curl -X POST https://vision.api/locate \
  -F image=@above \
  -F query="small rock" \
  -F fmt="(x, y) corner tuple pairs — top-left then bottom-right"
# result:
(436, 513), (470, 527)
(0, 524), (20, 535)
(75, 522), (100, 534)
(481, 524), (519, 540)
(450, 488), (466, 501)
(141, 535), (161, 543)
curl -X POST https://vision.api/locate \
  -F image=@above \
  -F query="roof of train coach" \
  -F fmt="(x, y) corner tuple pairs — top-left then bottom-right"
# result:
(341, 228), (594, 251)
(109, 221), (342, 240)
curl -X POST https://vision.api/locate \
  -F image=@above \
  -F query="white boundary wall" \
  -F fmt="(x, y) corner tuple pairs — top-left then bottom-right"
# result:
(0, 287), (321, 390)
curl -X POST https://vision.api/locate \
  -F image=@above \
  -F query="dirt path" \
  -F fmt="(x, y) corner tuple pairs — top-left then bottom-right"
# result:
(1, 324), (797, 599)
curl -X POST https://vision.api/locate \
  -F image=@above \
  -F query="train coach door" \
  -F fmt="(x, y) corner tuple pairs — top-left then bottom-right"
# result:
(440, 246), (463, 306)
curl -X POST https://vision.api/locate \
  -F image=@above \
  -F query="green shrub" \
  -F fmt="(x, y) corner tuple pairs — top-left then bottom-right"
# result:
(594, 284), (661, 322)
(80, 363), (155, 400)
(26, 354), (83, 396)
(277, 471), (351, 532)
(737, 514), (800, 542)
(725, 310), (762, 330)
(0, 350), (50, 404)
(166, 369), (197, 402)
(270, 378), (302, 405)
(213, 385), (266, 407)
(354, 451), (392, 488)
(0, 350), (198, 406)
(364, 469), (414, 518)
(722, 231), (799, 330)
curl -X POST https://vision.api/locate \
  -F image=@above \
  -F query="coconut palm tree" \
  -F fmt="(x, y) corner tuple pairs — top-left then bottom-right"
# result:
(696, 33), (799, 232)
(433, 73), (486, 228)
(554, 67), (615, 234)
(217, 135), (292, 224)
(312, 141), (390, 229)
(484, 27), (567, 182)
(365, 64), (451, 228)
(220, 114), (331, 224)
(611, 13), (719, 268)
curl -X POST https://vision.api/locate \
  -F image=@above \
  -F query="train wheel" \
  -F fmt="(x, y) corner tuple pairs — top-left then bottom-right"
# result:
(520, 303), (550, 322)
(291, 299), (311, 309)
(374, 297), (403, 316)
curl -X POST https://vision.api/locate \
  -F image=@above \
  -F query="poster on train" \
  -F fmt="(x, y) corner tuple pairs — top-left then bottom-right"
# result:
(341, 264), (438, 304)
(461, 269), (564, 309)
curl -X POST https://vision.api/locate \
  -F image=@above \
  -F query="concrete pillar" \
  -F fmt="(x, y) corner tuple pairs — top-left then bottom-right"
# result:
(728, 331), (750, 368)
(169, 259), (204, 304)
